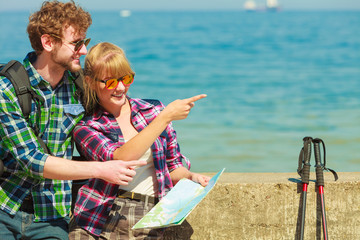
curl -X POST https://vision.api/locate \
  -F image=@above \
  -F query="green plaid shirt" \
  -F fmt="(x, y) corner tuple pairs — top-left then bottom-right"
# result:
(0, 52), (84, 221)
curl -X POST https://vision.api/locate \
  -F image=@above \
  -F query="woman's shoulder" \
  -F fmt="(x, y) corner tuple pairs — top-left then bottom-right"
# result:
(141, 98), (162, 106)
(76, 110), (110, 127)
(130, 98), (164, 108)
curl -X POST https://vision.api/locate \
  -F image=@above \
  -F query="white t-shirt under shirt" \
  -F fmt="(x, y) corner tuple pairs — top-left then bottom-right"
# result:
(119, 147), (159, 197)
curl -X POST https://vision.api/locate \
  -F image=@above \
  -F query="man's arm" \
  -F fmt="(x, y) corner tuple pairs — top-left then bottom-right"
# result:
(43, 155), (146, 185)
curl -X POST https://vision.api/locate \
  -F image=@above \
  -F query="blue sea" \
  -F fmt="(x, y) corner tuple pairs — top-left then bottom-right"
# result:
(1, 10), (360, 173)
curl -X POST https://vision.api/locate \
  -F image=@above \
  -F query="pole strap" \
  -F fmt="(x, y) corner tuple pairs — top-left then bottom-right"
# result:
(313, 138), (338, 182)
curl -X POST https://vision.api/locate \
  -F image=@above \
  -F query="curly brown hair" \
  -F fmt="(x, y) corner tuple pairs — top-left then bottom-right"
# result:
(27, 0), (92, 55)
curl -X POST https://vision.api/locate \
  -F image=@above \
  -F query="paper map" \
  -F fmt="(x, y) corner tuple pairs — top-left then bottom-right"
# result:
(132, 168), (225, 229)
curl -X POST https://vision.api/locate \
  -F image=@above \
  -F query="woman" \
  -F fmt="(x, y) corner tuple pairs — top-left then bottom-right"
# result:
(69, 42), (210, 239)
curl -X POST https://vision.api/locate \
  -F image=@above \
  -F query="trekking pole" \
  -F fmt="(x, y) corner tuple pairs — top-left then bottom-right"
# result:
(313, 138), (327, 239)
(313, 138), (338, 240)
(297, 136), (312, 240)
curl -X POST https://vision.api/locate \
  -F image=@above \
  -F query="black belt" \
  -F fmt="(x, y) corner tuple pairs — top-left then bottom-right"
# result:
(20, 195), (34, 214)
(118, 190), (158, 204)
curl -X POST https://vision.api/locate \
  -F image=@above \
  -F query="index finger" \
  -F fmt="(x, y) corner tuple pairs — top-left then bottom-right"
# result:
(124, 160), (147, 168)
(185, 94), (207, 103)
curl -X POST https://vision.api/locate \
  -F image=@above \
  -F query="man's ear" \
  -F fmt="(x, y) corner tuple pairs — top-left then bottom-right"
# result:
(41, 34), (56, 52)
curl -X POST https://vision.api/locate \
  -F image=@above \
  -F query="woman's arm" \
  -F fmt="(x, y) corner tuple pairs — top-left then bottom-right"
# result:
(112, 94), (206, 161)
(170, 166), (210, 187)
(70, 94), (206, 185)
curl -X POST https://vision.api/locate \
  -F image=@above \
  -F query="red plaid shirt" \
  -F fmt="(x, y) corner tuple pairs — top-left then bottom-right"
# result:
(72, 97), (190, 236)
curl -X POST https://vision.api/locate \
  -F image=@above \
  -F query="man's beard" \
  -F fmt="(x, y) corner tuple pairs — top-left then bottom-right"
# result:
(51, 47), (81, 73)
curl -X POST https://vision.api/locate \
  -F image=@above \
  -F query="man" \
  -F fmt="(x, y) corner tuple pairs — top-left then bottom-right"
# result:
(0, 1), (145, 239)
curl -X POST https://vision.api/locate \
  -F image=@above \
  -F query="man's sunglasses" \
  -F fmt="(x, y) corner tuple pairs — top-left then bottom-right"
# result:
(50, 34), (91, 52)
(96, 74), (135, 90)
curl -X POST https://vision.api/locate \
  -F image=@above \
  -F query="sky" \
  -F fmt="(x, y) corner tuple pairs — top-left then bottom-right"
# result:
(1, 0), (360, 12)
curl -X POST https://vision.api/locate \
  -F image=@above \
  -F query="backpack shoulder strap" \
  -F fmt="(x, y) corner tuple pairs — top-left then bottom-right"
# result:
(0, 60), (33, 120)
(70, 69), (85, 102)
(0, 60), (50, 154)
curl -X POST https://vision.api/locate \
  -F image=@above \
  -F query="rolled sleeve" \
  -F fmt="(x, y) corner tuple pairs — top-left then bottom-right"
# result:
(73, 122), (121, 162)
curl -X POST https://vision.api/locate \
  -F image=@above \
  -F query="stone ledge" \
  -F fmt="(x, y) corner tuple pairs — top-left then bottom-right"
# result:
(163, 172), (360, 239)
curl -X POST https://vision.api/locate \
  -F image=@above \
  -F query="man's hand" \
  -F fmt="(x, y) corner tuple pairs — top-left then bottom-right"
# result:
(97, 160), (147, 185)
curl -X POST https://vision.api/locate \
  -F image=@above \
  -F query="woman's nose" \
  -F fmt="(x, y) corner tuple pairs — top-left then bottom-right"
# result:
(115, 80), (126, 90)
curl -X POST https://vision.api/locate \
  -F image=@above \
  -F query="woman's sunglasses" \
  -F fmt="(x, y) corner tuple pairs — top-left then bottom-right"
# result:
(50, 34), (91, 52)
(96, 74), (135, 90)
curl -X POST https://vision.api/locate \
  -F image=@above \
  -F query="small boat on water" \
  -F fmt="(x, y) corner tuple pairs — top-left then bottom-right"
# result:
(266, 0), (280, 11)
(243, 0), (281, 12)
(244, 0), (257, 12)
(120, 10), (132, 18)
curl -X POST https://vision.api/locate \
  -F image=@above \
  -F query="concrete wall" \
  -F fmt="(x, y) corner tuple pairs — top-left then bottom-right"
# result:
(163, 172), (360, 240)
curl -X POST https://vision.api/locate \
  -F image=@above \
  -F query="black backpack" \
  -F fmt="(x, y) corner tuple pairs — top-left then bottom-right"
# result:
(0, 60), (84, 175)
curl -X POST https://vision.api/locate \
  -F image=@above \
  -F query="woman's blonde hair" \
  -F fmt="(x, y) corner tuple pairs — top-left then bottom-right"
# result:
(83, 42), (134, 114)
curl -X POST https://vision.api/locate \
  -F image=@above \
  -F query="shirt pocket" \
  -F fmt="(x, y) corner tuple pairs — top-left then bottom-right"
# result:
(63, 104), (85, 116)
(47, 104), (85, 140)
(61, 104), (85, 134)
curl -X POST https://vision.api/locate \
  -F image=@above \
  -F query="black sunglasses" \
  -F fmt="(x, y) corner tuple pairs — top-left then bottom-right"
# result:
(50, 34), (91, 52)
